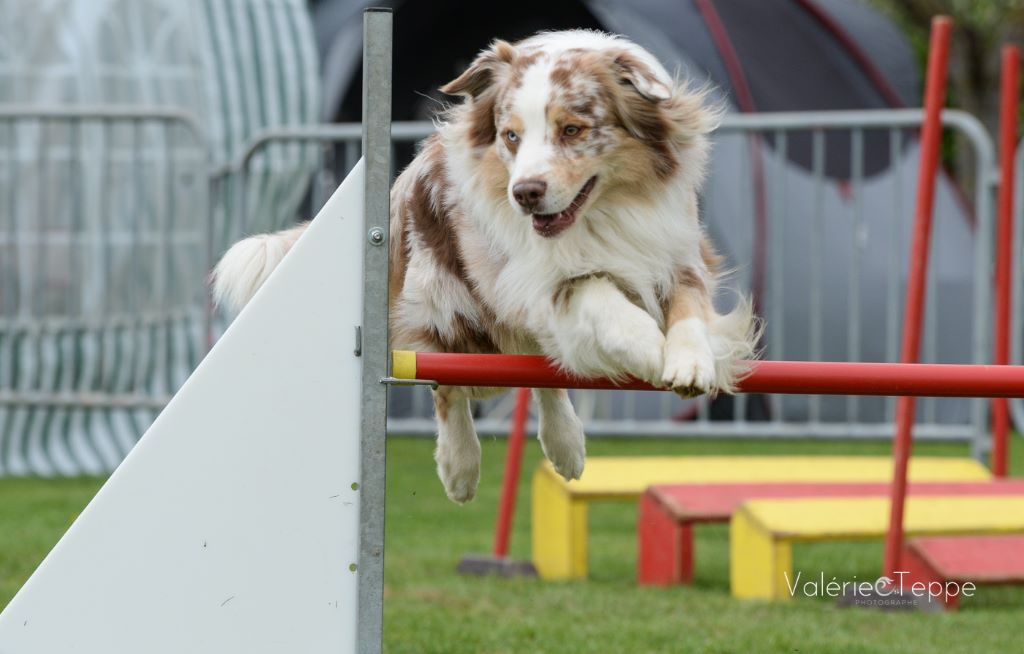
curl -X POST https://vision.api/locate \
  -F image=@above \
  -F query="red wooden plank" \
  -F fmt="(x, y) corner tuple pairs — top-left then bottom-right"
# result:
(649, 480), (1024, 523)
(909, 535), (1024, 583)
(901, 542), (959, 609)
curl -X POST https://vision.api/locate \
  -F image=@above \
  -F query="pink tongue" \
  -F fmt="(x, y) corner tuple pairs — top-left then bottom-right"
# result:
(533, 211), (572, 233)
(531, 176), (595, 236)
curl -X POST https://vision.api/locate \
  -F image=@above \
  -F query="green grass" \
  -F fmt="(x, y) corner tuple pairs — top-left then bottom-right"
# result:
(2, 436), (1023, 652)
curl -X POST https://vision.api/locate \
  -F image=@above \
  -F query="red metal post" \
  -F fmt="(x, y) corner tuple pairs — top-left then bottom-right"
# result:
(993, 45), (1020, 478)
(493, 387), (531, 558)
(884, 16), (953, 578)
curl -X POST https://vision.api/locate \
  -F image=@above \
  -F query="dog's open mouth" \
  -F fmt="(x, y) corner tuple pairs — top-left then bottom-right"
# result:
(532, 176), (597, 237)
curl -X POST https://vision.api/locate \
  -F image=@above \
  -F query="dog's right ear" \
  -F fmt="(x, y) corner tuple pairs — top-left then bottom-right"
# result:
(441, 40), (517, 98)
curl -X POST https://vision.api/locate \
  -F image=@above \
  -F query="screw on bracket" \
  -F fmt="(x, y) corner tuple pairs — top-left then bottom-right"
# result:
(368, 227), (385, 245)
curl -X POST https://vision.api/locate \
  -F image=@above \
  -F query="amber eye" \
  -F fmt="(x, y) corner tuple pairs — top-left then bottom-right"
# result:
(563, 125), (582, 137)
(506, 130), (519, 143)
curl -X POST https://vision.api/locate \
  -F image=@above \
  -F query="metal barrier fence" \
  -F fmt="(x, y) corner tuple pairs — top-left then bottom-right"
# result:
(0, 107), (209, 475)
(0, 107), (1001, 476)
(224, 110), (996, 454)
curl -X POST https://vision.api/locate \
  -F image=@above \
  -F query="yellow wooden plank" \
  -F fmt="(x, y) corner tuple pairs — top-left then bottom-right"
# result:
(548, 456), (990, 497)
(741, 496), (1024, 541)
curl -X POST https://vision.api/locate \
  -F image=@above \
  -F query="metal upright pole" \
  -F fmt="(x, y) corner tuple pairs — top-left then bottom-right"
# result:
(358, 8), (392, 654)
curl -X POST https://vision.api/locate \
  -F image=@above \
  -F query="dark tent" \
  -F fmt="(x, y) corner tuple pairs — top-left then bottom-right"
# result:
(314, 0), (921, 178)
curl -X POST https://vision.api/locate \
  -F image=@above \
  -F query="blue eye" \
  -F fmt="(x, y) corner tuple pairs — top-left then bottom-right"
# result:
(506, 130), (519, 142)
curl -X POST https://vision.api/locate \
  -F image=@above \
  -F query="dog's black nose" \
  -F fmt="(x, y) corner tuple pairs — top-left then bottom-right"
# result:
(512, 180), (547, 210)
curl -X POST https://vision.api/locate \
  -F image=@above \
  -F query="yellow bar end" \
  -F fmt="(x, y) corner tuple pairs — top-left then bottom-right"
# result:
(392, 350), (417, 380)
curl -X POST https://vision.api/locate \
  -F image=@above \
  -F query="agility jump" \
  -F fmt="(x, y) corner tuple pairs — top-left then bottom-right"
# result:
(0, 10), (1021, 654)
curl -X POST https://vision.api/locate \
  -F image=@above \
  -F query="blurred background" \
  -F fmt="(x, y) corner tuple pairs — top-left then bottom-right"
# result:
(0, 0), (1021, 477)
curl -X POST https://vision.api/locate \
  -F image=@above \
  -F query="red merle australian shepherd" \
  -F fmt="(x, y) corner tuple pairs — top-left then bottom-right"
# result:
(214, 30), (759, 503)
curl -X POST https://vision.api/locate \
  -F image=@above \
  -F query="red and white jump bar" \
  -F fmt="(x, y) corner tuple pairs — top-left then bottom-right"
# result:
(389, 351), (1024, 398)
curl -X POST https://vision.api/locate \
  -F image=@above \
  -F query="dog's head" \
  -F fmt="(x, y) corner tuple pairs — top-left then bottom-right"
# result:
(441, 31), (718, 238)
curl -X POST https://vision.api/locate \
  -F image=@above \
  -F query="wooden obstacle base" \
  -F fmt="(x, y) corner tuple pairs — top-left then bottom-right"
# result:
(638, 480), (1024, 587)
(529, 456), (990, 580)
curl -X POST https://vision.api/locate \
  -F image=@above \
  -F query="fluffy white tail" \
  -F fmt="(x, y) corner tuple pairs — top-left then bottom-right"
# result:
(211, 224), (308, 312)
(709, 295), (763, 393)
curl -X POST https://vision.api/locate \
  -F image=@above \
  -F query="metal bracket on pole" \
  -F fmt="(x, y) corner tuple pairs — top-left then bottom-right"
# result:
(358, 7), (392, 654)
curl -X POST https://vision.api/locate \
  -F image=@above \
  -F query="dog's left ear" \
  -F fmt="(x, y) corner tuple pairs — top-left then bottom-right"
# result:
(612, 51), (672, 102)
(441, 40), (517, 98)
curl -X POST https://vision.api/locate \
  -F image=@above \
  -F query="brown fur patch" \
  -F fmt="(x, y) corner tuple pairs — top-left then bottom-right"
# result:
(467, 94), (498, 148)
(506, 50), (544, 90)
(677, 267), (707, 293)
(451, 313), (499, 353)
(407, 141), (467, 280)
(700, 237), (724, 275)
(550, 63), (575, 90)
(565, 49), (718, 182)
(662, 265), (714, 328)
(440, 40), (517, 97)
(571, 98), (596, 118)
(475, 146), (512, 196)
(442, 41), (523, 149)
(611, 51), (667, 101)
(443, 44), (548, 150)
(413, 312), (499, 355)
(552, 276), (584, 313)
(433, 386), (451, 421)
(553, 272), (645, 313)
(391, 148), (504, 355)
(388, 195), (409, 305)
(545, 50), (677, 180)
(607, 89), (676, 178)
(591, 136), (667, 205)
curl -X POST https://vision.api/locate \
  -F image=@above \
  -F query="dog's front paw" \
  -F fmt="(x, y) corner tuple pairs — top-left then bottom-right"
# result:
(435, 441), (481, 504)
(599, 312), (666, 384)
(539, 411), (586, 481)
(662, 318), (716, 395)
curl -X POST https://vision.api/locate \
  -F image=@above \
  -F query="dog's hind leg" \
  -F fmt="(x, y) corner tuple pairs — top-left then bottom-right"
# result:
(533, 388), (586, 481)
(433, 385), (481, 503)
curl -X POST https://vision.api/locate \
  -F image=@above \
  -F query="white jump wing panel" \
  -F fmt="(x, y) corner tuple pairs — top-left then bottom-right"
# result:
(0, 162), (367, 653)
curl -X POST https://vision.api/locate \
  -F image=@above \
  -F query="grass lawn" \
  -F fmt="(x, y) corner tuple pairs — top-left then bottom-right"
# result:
(2, 435), (1023, 653)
